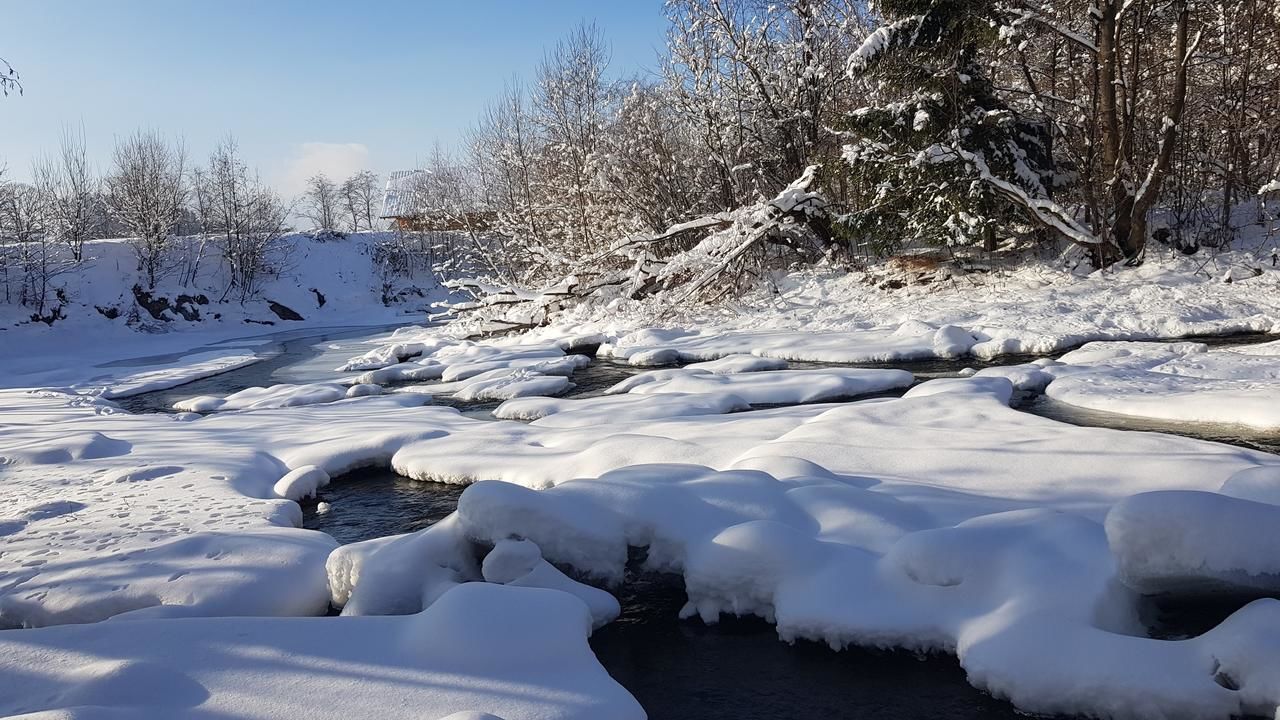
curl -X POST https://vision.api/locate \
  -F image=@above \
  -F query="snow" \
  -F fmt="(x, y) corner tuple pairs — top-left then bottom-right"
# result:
(482, 539), (621, 630)
(494, 392), (751, 427)
(93, 351), (260, 399)
(451, 370), (572, 402)
(606, 367), (915, 405)
(1044, 340), (1280, 428)
(6, 244), (1280, 718)
(685, 353), (790, 373)
(1106, 491), (1280, 596)
(174, 382), (356, 412)
(274, 464), (331, 501)
(0, 582), (644, 720)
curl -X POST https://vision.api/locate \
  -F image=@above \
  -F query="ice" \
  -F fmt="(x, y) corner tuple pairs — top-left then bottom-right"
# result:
(1106, 491), (1280, 595)
(0, 583), (644, 720)
(93, 352), (260, 399)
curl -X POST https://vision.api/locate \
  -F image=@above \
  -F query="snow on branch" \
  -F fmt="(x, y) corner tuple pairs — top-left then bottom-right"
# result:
(847, 16), (922, 75)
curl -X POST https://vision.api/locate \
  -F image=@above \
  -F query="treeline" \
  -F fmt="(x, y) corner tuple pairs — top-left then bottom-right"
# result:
(402, 0), (1280, 290)
(0, 130), (390, 313)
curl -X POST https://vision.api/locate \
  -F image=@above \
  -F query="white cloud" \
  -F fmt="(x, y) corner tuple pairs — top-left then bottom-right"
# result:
(278, 142), (370, 199)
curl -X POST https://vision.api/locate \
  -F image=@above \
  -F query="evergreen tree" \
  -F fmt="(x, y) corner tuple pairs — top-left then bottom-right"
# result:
(841, 0), (1085, 252)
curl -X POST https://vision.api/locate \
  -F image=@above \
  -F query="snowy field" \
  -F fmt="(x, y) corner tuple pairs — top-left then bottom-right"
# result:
(3, 252), (1280, 719)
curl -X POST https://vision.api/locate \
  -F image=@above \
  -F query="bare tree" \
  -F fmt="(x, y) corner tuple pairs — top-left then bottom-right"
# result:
(0, 57), (19, 97)
(339, 170), (380, 232)
(33, 127), (101, 262)
(0, 178), (67, 313)
(105, 131), (188, 288)
(204, 138), (292, 301)
(301, 173), (340, 232)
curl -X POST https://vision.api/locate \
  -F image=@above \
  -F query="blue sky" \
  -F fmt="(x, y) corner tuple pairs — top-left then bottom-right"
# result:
(0, 0), (668, 197)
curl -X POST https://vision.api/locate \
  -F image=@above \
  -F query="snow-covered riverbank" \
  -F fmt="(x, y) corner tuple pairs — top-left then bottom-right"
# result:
(3, 306), (1280, 718)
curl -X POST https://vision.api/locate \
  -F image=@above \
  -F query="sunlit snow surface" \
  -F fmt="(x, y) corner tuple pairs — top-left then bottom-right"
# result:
(3, 322), (1280, 719)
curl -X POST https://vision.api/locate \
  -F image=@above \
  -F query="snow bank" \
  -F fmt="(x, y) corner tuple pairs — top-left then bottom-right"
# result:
(95, 352), (260, 399)
(0, 583), (644, 720)
(494, 392), (750, 427)
(1046, 340), (1280, 429)
(0, 389), (445, 627)
(601, 323), (973, 364)
(174, 382), (354, 412)
(1106, 491), (1280, 595)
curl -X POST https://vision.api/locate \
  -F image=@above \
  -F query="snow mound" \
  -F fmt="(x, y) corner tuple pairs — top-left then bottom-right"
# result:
(482, 539), (620, 629)
(174, 383), (354, 413)
(274, 465), (331, 501)
(0, 583), (644, 720)
(452, 370), (572, 402)
(1045, 369), (1280, 429)
(1106, 491), (1280, 596)
(608, 367), (914, 405)
(686, 353), (789, 373)
(493, 392), (750, 427)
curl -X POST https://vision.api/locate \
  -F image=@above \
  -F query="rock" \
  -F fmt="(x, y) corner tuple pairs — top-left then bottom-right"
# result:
(267, 301), (304, 321)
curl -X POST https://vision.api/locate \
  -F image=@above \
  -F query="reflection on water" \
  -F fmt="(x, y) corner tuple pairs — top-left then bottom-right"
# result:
(1020, 394), (1280, 455)
(591, 569), (1030, 720)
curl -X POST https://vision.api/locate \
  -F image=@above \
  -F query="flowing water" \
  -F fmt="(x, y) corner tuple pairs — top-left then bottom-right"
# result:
(115, 326), (1280, 720)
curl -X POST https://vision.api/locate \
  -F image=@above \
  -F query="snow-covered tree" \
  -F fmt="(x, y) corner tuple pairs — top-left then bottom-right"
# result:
(841, 0), (1086, 253)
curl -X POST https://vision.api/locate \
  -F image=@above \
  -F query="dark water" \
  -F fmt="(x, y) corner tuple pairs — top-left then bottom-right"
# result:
(308, 468), (1031, 720)
(300, 467), (464, 544)
(591, 570), (1029, 720)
